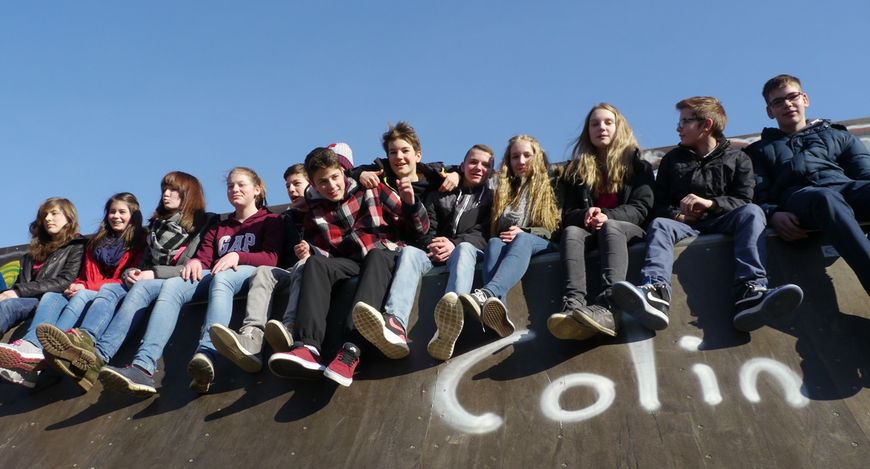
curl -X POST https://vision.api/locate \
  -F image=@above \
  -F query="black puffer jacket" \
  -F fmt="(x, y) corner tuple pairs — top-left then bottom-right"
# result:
(7, 236), (88, 299)
(744, 119), (870, 216)
(654, 139), (753, 221)
(560, 152), (654, 229)
(416, 180), (492, 258)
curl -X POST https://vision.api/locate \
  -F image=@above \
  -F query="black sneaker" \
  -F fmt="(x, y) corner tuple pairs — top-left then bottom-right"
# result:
(733, 283), (804, 332)
(611, 281), (670, 331)
(458, 289), (488, 323)
(99, 365), (156, 398)
(572, 301), (620, 337)
(547, 297), (596, 341)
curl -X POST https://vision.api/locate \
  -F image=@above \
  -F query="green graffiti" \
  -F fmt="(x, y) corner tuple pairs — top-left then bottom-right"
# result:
(1, 260), (21, 289)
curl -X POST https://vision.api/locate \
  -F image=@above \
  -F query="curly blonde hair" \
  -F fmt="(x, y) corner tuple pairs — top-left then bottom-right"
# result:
(490, 135), (561, 237)
(563, 103), (639, 196)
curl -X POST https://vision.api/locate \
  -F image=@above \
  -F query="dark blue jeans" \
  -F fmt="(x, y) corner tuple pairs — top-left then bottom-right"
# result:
(780, 181), (870, 295)
(640, 204), (768, 297)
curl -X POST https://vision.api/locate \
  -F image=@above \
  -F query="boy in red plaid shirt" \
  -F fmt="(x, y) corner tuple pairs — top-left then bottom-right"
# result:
(267, 146), (429, 386)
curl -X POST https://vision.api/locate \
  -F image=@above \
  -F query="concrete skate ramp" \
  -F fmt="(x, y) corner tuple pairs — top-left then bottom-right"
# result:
(3, 230), (870, 468)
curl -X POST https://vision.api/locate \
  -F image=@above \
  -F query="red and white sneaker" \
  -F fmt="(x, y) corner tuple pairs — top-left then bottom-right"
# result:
(268, 344), (325, 380)
(323, 342), (361, 387)
(0, 340), (45, 371)
(353, 302), (409, 359)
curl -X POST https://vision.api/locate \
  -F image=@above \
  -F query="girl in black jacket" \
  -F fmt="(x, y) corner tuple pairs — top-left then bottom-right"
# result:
(548, 103), (654, 341)
(0, 198), (87, 386)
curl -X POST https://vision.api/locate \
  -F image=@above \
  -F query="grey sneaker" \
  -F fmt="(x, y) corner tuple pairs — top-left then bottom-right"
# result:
(573, 302), (620, 337)
(547, 297), (596, 341)
(482, 297), (515, 338)
(0, 366), (39, 388)
(458, 289), (488, 323)
(265, 319), (294, 353)
(209, 324), (263, 373)
(187, 353), (215, 393)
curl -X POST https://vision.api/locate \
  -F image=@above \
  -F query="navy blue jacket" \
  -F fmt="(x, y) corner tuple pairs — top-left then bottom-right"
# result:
(744, 119), (870, 216)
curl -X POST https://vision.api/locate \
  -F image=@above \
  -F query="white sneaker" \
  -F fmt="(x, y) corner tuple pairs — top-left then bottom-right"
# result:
(0, 366), (39, 388)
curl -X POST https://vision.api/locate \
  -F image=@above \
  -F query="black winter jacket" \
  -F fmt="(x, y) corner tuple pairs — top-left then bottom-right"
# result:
(560, 152), (654, 229)
(7, 236), (88, 299)
(743, 119), (870, 216)
(416, 180), (492, 259)
(654, 139), (753, 221)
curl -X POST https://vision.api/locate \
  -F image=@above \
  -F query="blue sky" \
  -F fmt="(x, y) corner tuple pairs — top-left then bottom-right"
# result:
(2, 1), (869, 249)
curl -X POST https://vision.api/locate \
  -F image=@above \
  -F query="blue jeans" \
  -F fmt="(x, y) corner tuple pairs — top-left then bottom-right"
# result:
(640, 204), (768, 297)
(130, 266), (254, 374)
(76, 284), (128, 345)
(384, 247), (433, 329)
(90, 279), (165, 362)
(780, 182), (870, 295)
(445, 242), (484, 296)
(23, 289), (99, 347)
(482, 232), (556, 300)
(0, 297), (39, 334)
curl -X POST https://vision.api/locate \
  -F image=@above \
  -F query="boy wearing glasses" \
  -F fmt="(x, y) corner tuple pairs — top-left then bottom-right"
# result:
(612, 96), (803, 332)
(745, 74), (870, 296)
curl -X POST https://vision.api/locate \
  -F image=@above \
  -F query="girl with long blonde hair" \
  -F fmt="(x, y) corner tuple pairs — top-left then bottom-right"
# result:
(458, 134), (561, 337)
(548, 103), (654, 341)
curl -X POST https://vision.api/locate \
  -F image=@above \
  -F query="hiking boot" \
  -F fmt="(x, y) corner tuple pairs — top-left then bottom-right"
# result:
(733, 283), (804, 332)
(458, 289), (488, 323)
(0, 339), (45, 371)
(37, 325), (98, 377)
(0, 366), (40, 388)
(547, 297), (596, 340)
(323, 342), (361, 387)
(73, 353), (106, 393)
(482, 297), (515, 337)
(187, 353), (215, 393)
(428, 292), (464, 360)
(353, 302), (409, 360)
(268, 344), (325, 380)
(99, 365), (156, 398)
(265, 319), (294, 353)
(611, 281), (670, 331)
(210, 324), (264, 373)
(573, 302), (620, 337)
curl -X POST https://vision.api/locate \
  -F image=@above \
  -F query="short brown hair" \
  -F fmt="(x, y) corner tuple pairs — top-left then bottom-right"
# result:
(283, 163), (306, 180)
(227, 167), (267, 209)
(381, 121), (421, 154)
(465, 144), (494, 163)
(676, 96), (727, 140)
(762, 74), (803, 104)
(304, 147), (342, 180)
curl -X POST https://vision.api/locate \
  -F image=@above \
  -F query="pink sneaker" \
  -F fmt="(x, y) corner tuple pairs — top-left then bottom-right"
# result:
(323, 342), (361, 387)
(0, 340), (45, 371)
(268, 344), (325, 380)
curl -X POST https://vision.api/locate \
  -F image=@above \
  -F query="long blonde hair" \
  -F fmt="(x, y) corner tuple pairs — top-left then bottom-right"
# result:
(490, 135), (561, 237)
(564, 103), (639, 196)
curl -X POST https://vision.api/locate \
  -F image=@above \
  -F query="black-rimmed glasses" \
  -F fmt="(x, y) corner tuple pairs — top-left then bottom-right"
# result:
(768, 92), (804, 108)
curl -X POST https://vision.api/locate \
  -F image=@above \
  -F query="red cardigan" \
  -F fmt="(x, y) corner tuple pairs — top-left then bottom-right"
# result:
(74, 236), (147, 291)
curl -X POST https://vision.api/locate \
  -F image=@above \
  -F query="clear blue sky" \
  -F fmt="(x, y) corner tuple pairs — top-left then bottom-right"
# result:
(2, 1), (869, 249)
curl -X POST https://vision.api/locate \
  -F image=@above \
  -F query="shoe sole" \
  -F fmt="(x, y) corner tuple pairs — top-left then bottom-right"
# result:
(265, 320), (294, 353)
(0, 344), (45, 372)
(323, 367), (353, 387)
(457, 293), (483, 323)
(353, 303), (409, 360)
(36, 324), (97, 377)
(268, 353), (325, 380)
(482, 298), (515, 338)
(428, 293), (464, 360)
(733, 285), (804, 332)
(572, 309), (617, 337)
(547, 313), (597, 340)
(0, 367), (37, 388)
(187, 356), (214, 393)
(611, 282), (669, 331)
(99, 367), (156, 398)
(209, 325), (263, 373)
